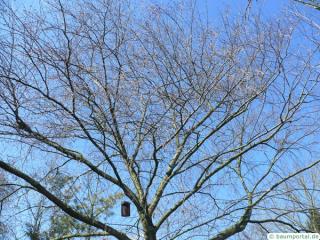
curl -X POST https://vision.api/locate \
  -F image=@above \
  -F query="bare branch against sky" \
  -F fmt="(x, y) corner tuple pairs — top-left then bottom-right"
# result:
(0, 0), (320, 239)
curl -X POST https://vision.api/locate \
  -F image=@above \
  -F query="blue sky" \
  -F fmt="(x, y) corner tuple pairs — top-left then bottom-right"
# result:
(11, 0), (317, 22)
(12, 0), (319, 32)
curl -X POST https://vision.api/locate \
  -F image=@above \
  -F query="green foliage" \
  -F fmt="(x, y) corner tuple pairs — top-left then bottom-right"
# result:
(43, 171), (124, 239)
(25, 223), (46, 240)
(46, 192), (123, 239)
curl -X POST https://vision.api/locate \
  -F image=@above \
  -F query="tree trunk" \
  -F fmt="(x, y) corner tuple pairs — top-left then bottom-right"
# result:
(144, 227), (157, 240)
(141, 217), (157, 240)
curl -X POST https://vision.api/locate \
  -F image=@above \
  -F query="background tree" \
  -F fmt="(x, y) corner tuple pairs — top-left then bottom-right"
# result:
(22, 171), (123, 240)
(307, 209), (320, 233)
(0, 171), (15, 240)
(0, 0), (320, 239)
(45, 173), (123, 240)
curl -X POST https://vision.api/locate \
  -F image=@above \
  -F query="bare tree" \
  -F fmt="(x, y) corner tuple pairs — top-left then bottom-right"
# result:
(242, 165), (320, 237)
(0, 0), (319, 239)
(293, 0), (320, 10)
